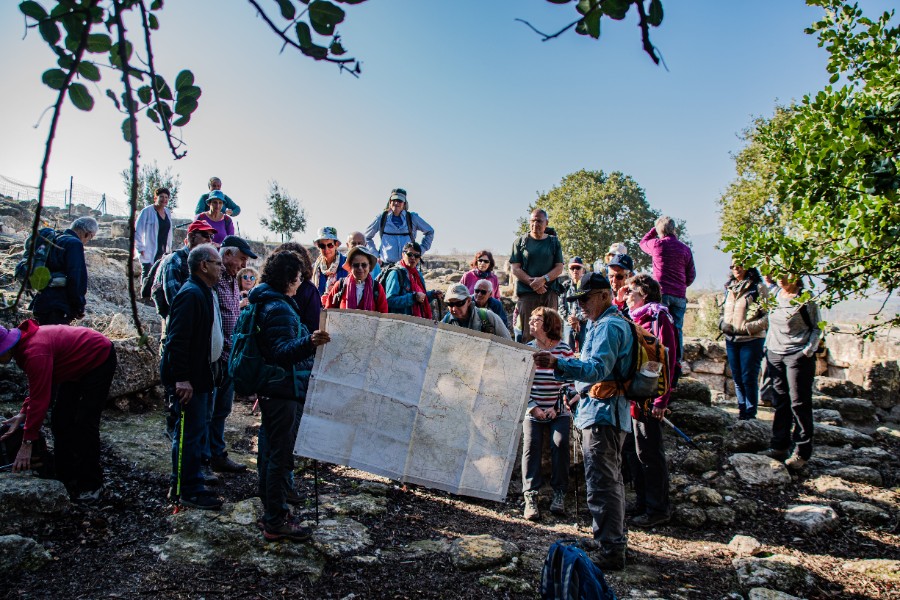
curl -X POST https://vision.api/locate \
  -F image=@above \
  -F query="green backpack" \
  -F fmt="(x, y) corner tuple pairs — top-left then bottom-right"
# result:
(229, 303), (288, 396)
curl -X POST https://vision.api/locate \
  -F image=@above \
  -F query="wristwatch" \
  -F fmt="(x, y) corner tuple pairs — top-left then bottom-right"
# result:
(543, 274), (550, 283)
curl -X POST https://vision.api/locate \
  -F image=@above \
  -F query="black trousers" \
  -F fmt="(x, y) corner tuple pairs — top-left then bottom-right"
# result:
(766, 350), (815, 460)
(51, 347), (117, 495)
(257, 396), (298, 527)
(35, 309), (70, 325)
(623, 412), (670, 516)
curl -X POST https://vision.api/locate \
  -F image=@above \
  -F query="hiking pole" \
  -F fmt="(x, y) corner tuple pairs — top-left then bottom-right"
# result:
(313, 460), (320, 525)
(661, 417), (700, 450)
(174, 409), (185, 512)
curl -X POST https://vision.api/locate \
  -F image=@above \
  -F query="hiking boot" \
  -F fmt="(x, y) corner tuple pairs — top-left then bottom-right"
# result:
(592, 548), (626, 571)
(180, 492), (223, 511)
(264, 517), (313, 542)
(759, 448), (788, 461)
(631, 512), (670, 528)
(625, 502), (646, 517)
(784, 454), (808, 471)
(550, 490), (565, 515)
(523, 491), (540, 521)
(200, 466), (220, 486)
(210, 454), (248, 473)
(285, 488), (305, 506)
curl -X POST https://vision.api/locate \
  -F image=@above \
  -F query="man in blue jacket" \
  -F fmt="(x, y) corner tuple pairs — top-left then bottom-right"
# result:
(194, 176), (241, 217)
(534, 273), (633, 571)
(31, 216), (98, 325)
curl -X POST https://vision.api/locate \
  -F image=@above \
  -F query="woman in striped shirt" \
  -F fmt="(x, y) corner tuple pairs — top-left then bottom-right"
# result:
(522, 307), (575, 521)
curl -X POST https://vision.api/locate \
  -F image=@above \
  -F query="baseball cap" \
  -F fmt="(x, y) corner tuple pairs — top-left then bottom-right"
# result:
(187, 220), (217, 235)
(220, 235), (258, 259)
(607, 254), (634, 272)
(566, 273), (612, 302)
(445, 283), (470, 302)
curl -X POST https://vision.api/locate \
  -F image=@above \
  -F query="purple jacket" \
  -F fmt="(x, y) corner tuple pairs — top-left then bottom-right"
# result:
(639, 228), (695, 298)
(630, 302), (676, 409)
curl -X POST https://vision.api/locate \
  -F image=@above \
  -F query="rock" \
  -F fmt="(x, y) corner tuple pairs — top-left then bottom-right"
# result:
(733, 554), (814, 592)
(691, 359), (725, 375)
(728, 454), (792, 486)
(312, 518), (374, 558)
(747, 589), (806, 600)
(108, 337), (160, 400)
(815, 424), (874, 447)
(849, 360), (900, 409)
(478, 574), (530, 593)
(0, 535), (52, 572)
(841, 558), (900, 583)
(805, 476), (859, 501)
(724, 420), (771, 453)
(839, 501), (891, 524)
(100, 410), (174, 475)
(875, 426), (900, 440)
(682, 340), (703, 363)
(728, 534), (761, 557)
(356, 481), (390, 496)
(784, 504), (839, 534)
(815, 377), (865, 398)
(405, 539), (452, 558)
(733, 498), (758, 517)
(825, 465), (883, 487)
(324, 493), (387, 517)
(701, 340), (727, 360)
(109, 220), (131, 237)
(669, 400), (732, 433)
(683, 485), (723, 506)
(153, 498), (325, 577)
(674, 504), (706, 527)
(691, 372), (727, 395)
(0, 474), (71, 535)
(449, 535), (518, 571)
(680, 450), (718, 474)
(705, 506), (736, 525)
(812, 409), (843, 426)
(670, 377), (712, 405)
(811, 394), (836, 409)
(830, 397), (876, 421)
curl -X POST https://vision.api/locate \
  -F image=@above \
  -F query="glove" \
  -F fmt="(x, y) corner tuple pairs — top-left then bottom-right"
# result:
(721, 322), (736, 336)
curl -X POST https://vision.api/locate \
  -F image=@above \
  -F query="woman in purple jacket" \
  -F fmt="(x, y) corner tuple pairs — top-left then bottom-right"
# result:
(622, 274), (676, 528)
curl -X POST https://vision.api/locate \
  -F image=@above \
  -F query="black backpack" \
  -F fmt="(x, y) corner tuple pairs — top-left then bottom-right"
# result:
(14, 227), (69, 291)
(331, 277), (382, 306)
(378, 210), (416, 243)
(229, 302), (289, 396)
(374, 263), (406, 291)
(151, 249), (190, 319)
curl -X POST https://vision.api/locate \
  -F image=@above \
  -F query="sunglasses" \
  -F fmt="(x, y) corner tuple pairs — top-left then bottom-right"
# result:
(611, 273), (625, 280)
(195, 231), (213, 239)
(476, 258), (490, 263)
(446, 300), (467, 308)
(405, 252), (421, 258)
(241, 275), (256, 281)
(730, 264), (743, 269)
(317, 242), (335, 249)
(569, 265), (583, 271)
(474, 289), (489, 295)
(350, 262), (370, 269)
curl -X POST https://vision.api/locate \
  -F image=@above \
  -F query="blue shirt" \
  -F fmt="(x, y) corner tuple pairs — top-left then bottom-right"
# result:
(364, 210), (435, 263)
(555, 305), (634, 432)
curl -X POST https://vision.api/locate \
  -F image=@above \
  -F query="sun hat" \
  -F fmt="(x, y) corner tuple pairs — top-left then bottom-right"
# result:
(445, 283), (471, 303)
(314, 226), (340, 243)
(206, 190), (225, 205)
(346, 245), (378, 270)
(608, 242), (627, 256)
(0, 325), (22, 356)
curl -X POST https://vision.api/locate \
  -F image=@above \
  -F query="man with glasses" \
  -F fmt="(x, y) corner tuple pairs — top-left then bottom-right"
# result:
(161, 244), (225, 510)
(155, 220), (218, 321)
(534, 273), (634, 571)
(606, 254), (634, 318)
(559, 256), (588, 352)
(441, 284), (510, 339)
(364, 188), (434, 266)
(472, 279), (509, 331)
(312, 226), (347, 296)
(510, 209), (564, 343)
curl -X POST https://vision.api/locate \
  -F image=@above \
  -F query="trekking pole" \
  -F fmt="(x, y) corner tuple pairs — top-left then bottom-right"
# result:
(174, 409), (185, 511)
(661, 417), (700, 450)
(313, 460), (320, 525)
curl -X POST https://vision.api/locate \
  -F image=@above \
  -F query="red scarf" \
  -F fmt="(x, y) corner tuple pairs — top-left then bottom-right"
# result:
(404, 264), (432, 319)
(345, 276), (375, 311)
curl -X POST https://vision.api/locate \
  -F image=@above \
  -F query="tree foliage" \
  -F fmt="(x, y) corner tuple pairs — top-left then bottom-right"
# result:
(260, 181), (307, 243)
(518, 169), (687, 271)
(120, 160), (180, 209)
(722, 0), (900, 331)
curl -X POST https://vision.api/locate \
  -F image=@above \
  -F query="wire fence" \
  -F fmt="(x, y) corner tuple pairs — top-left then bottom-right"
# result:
(0, 173), (129, 216)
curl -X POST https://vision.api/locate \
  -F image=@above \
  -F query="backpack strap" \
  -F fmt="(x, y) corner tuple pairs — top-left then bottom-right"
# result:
(406, 211), (415, 242)
(379, 210), (389, 236)
(333, 277), (348, 306)
(799, 303), (813, 330)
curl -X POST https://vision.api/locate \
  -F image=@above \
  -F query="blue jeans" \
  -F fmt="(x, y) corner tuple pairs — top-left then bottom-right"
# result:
(206, 377), (235, 459)
(661, 294), (687, 362)
(171, 390), (211, 496)
(726, 338), (765, 419)
(257, 396), (298, 527)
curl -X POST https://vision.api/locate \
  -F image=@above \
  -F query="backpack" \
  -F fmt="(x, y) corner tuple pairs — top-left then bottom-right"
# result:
(477, 308), (495, 335)
(540, 541), (617, 600)
(374, 263), (405, 290)
(228, 303), (289, 396)
(151, 249), (189, 319)
(141, 254), (165, 299)
(331, 277), (382, 307)
(378, 210), (416, 243)
(15, 227), (69, 291)
(590, 314), (671, 402)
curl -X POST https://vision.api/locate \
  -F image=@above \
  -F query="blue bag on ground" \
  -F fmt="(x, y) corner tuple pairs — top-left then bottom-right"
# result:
(540, 540), (617, 600)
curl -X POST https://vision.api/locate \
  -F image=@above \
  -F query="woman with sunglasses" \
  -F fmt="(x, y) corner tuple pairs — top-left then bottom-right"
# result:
(322, 246), (388, 313)
(311, 226), (347, 297)
(383, 241), (443, 318)
(194, 190), (234, 245)
(460, 250), (501, 300)
(237, 267), (258, 309)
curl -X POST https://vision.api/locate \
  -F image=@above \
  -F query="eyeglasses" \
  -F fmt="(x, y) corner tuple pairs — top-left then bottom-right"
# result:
(195, 231), (213, 239)
(474, 289), (489, 295)
(241, 275), (256, 281)
(528, 316), (543, 323)
(204, 259), (222, 266)
(446, 300), (467, 308)
(405, 252), (421, 258)
(569, 265), (583, 271)
(317, 242), (335, 249)
(350, 262), (370, 269)
(476, 258), (490, 264)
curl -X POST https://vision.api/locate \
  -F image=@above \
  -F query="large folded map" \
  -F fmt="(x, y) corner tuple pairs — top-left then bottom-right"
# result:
(294, 309), (535, 501)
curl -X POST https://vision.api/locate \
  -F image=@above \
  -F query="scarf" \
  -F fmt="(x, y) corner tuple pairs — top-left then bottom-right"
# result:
(405, 264), (432, 319)
(346, 276), (375, 310)
(314, 255), (340, 293)
(475, 269), (492, 279)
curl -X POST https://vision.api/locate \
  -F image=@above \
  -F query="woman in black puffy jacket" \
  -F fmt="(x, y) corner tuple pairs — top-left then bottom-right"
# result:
(248, 251), (330, 542)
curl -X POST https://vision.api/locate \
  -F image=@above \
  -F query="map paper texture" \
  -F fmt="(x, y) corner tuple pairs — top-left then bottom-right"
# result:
(294, 309), (535, 501)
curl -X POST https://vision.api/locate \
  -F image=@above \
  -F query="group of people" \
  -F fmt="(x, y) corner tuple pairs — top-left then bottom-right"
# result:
(1, 186), (822, 569)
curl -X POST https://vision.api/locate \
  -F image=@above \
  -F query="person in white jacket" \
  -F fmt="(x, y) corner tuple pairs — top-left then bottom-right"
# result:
(135, 188), (174, 279)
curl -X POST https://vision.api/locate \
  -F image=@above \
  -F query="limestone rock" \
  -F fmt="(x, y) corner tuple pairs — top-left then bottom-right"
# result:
(812, 409), (843, 426)
(108, 337), (160, 400)
(700, 340), (727, 360)
(356, 481), (390, 496)
(405, 539), (452, 558)
(674, 504), (706, 527)
(705, 506), (736, 525)
(682, 340), (703, 363)
(839, 501), (891, 524)
(830, 397), (876, 421)
(805, 476), (859, 501)
(691, 372), (727, 395)
(670, 377), (712, 406)
(784, 504), (839, 534)
(691, 359), (725, 375)
(449, 534), (519, 571)
(324, 493), (387, 517)
(848, 360), (900, 409)
(875, 426), (900, 440)
(748, 589), (806, 600)
(728, 534), (761, 557)
(312, 518), (374, 558)
(669, 400), (732, 433)
(683, 485), (723, 506)
(814, 377), (865, 399)
(478, 575), (531, 593)
(733, 498), (758, 517)
(825, 465), (883, 487)
(733, 555), (814, 593)
(724, 419), (771, 453)
(680, 449), (718, 474)
(0, 474), (71, 535)
(814, 424), (874, 447)
(0, 535), (52, 572)
(840, 559), (900, 583)
(728, 454), (792, 486)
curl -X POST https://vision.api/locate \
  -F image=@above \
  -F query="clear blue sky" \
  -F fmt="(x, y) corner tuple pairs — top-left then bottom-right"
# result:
(0, 0), (893, 259)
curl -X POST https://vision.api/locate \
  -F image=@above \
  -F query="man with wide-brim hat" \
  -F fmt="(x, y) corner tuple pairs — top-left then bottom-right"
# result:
(533, 272), (634, 571)
(312, 226), (347, 296)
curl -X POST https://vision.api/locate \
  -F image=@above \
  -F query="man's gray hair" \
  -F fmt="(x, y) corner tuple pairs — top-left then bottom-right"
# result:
(220, 245), (241, 258)
(474, 279), (493, 291)
(71, 216), (99, 236)
(655, 215), (676, 238)
(188, 243), (219, 273)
